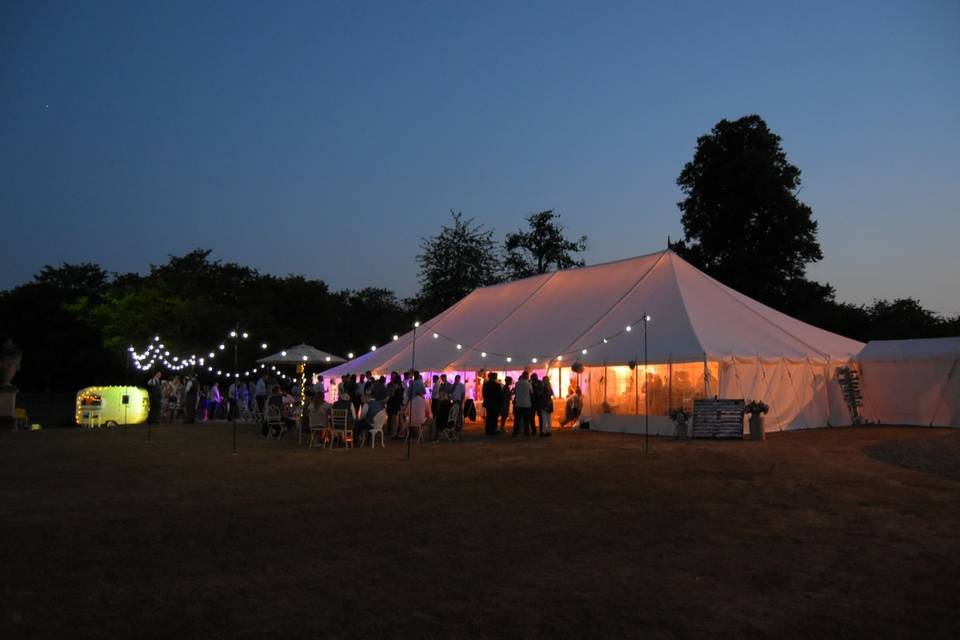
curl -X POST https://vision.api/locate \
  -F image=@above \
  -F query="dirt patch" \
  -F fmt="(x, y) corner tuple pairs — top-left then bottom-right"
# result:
(0, 424), (958, 639)
(865, 431), (960, 482)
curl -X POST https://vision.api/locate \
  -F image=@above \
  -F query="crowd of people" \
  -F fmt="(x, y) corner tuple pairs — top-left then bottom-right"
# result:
(144, 366), (586, 443)
(480, 371), (582, 437)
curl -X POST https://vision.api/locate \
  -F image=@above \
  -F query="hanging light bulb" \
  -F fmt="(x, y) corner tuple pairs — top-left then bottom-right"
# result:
(242, 332), (248, 339)
(645, 315), (651, 322)
(393, 335), (399, 341)
(303, 355), (309, 361)
(371, 346), (377, 352)
(229, 330), (237, 337)
(456, 344), (462, 350)
(325, 356), (330, 362)
(261, 342), (268, 349)
(506, 356), (512, 363)
(348, 352), (354, 359)
(603, 338), (608, 344)
(281, 351), (287, 357)
(414, 321), (420, 328)
(582, 349), (588, 355)
(625, 325), (632, 332)
(218, 344), (225, 350)
(432, 333), (439, 339)
(154, 336), (160, 342)
(209, 352), (215, 358)
(531, 357), (538, 363)
(481, 352), (487, 358)
(557, 355), (563, 361)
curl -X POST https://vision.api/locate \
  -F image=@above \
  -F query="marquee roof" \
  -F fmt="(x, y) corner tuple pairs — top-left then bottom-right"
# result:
(858, 337), (960, 362)
(325, 249), (864, 375)
(257, 343), (347, 366)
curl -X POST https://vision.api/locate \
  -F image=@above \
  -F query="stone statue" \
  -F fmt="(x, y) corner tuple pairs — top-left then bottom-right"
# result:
(0, 340), (22, 386)
(0, 340), (22, 429)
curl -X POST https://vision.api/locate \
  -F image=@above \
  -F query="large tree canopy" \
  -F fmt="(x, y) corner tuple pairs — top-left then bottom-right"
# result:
(504, 210), (587, 280)
(672, 115), (822, 307)
(413, 211), (502, 319)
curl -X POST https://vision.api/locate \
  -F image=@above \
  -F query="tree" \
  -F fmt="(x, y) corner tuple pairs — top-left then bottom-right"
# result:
(504, 210), (587, 280)
(414, 211), (502, 318)
(671, 115), (823, 308)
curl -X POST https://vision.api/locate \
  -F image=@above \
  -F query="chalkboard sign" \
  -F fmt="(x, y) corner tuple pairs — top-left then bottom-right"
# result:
(692, 399), (745, 439)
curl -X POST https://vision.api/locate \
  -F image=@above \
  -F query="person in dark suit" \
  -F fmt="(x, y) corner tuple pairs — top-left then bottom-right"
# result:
(481, 372), (502, 436)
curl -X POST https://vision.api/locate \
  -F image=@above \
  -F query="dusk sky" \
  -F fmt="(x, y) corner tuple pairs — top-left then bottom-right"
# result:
(2, 0), (958, 314)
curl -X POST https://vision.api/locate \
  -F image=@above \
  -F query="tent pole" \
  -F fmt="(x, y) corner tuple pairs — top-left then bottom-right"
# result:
(668, 356), (673, 413)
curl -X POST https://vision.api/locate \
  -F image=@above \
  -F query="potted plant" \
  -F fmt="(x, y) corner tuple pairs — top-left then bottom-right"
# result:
(744, 400), (769, 440)
(669, 407), (689, 439)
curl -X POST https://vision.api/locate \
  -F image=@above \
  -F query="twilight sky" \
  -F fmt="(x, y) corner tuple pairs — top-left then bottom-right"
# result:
(2, 0), (958, 314)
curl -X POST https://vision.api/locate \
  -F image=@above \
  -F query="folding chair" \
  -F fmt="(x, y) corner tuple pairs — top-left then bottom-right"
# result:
(264, 405), (284, 439)
(328, 408), (353, 449)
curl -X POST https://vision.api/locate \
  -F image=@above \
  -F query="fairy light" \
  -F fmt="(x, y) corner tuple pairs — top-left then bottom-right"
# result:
(481, 352), (487, 358)
(393, 335), (399, 341)
(261, 343), (268, 349)
(281, 351), (287, 357)
(371, 346), (377, 351)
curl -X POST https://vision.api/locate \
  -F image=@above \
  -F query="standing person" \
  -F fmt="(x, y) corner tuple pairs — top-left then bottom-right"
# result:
(197, 384), (209, 421)
(449, 374), (465, 431)
(227, 379), (238, 421)
(146, 370), (162, 424)
(184, 376), (197, 424)
(513, 372), (533, 437)
(435, 374), (451, 437)
(530, 373), (543, 435)
(386, 371), (404, 437)
(430, 375), (440, 423)
(255, 374), (268, 414)
(481, 372), (502, 436)
(539, 376), (555, 437)
(208, 382), (222, 419)
(499, 376), (514, 433)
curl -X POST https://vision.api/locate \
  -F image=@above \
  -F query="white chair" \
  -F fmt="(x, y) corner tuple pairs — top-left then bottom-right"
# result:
(362, 410), (387, 448)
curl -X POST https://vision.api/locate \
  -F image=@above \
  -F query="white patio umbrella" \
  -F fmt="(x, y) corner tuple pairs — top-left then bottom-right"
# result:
(257, 343), (347, 366)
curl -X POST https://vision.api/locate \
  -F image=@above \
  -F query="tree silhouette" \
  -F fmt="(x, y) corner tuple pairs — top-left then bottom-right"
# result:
(671, 115), (822, 308)
(413, 211), (502, 319)
(504, 210), (587, 280)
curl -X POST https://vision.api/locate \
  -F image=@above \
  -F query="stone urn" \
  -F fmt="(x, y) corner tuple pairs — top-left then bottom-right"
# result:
(0, 340), (22, 387)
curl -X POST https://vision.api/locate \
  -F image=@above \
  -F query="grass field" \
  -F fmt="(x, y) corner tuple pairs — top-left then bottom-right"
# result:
(1, 422), (958, 639)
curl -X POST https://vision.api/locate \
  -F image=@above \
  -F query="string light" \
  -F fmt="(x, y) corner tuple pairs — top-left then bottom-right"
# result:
(261, 343), (268, 349)
(625, 325), (632, 332)
(393, 335), (399, 341)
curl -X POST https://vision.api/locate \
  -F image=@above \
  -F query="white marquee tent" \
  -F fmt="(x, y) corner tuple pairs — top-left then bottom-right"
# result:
(858, 337), (960, 427)
(324, 250), (864, 435)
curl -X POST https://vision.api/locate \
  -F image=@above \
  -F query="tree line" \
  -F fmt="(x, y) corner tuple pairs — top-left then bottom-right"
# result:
(2, 115), (957, 392)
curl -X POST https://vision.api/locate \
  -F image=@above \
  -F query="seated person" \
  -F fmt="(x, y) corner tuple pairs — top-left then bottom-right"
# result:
(408, 391), (432, 439)
(331, 392), (357, 435)
(263, 385), (296, 437)
(308, 394), (332, 430)
(355, 397), (385, 443)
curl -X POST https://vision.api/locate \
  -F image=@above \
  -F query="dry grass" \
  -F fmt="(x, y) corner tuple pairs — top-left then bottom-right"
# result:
(1, 422), (958, 639)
